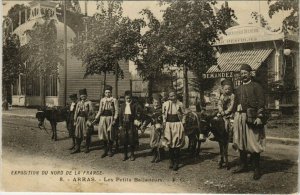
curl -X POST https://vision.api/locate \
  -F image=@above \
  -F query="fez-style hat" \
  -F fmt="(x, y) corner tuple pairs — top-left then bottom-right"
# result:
(221, 79), (233, 87)
(69, 94), (77, 99)
(240, 64), (252, 72)
(124, 90), (132, 97)
(104, 85), (113, 92)
(79, 88), (87, 95)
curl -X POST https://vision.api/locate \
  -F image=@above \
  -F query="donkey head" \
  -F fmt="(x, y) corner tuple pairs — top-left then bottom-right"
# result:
(36, 106), (46, 128)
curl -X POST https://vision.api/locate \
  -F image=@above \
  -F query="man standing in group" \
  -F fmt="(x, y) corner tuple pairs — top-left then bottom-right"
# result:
(67, 93), (78, 150)
(233, 64), (266, 180)
(94, 85), (118, 158)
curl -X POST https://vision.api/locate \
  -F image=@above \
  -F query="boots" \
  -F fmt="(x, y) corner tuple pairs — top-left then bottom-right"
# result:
(71, 138), (81, 154)
(108, 141), (114, 157)
(130, 145), (135, 161)
(84, 136), (91, 153)
(233, 150), (248, 173)
(173, 148), (180, 171)
(155, 148), (161, 163)
(151, 148), (157, 163)
(69, 137), (76, 150)
(169, 148), (174, 169)
(101, 141), (108, 158)
(123, 145), (128, 161)
(252, 153), (261, 180)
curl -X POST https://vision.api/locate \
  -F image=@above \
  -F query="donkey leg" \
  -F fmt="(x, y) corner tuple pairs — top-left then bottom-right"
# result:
(54, 122), (58, 141)
(224, 141), (230, 170)
(51, 123), (55, 140)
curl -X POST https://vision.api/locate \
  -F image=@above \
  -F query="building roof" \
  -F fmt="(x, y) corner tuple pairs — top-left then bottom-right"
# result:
(206, 49), (273, 73)
(214, 25), (285, 46)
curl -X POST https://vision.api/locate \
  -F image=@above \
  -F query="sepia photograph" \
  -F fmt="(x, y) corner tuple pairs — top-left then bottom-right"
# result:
(1, 0), (299, 193)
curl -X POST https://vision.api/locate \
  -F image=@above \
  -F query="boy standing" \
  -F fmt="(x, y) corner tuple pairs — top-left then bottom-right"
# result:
(162, 90), (185, 171)
(67, 93), (78, 150)
(72, 88), (94, 154)
(119, 91), (141, 161)
(94, 85), (118, 158)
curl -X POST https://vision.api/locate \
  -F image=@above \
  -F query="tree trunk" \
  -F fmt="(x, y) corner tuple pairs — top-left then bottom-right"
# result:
(147, 78), (153, 98)
(102, 71), (107, 97)
(183, 64), (189, 108)
(115, 62), (118, 99)
(40, 75), (46, 107)
(2, 84), (9, 110)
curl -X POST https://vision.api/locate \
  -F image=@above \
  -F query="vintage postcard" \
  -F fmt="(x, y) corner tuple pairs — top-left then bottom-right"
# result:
(1, 0), (299, 193)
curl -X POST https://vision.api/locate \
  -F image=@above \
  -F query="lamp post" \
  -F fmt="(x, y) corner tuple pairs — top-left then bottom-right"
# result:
(112, 42), (121, 99)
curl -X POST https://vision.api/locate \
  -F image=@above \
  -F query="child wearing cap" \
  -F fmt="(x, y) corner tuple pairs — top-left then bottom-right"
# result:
(141, 94), (164, 163)
(72, 88), (94, 154)
(210, 79), (235, 144)
(93, 85), (118, 158)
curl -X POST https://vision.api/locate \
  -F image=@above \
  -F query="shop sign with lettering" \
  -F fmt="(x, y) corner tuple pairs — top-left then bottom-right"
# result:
(202, 72), (234, 79)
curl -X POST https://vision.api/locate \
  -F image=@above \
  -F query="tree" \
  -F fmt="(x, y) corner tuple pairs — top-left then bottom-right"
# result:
(3, 33), (23, 108)
(22, 14), (63, 106)
(250, 12), (281, 32)
(160, 0), (236, 107)
(268, 0), (299, 34)
(71, 0), (144, 97)
(7, 4), (30, 31)
(134, 9), (167, 97)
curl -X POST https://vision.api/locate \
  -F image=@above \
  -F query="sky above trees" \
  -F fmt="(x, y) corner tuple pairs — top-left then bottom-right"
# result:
(3, 1), (291, 30)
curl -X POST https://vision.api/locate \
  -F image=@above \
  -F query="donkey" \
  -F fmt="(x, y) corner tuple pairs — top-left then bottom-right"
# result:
(36, 106), (69, 141)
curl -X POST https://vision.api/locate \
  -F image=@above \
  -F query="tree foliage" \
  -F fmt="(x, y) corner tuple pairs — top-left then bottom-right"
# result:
(250, 11), (280, 32)
(3, 33), (23, 89)
(7, 4), (30, 31)
(71, 0), (144, 79)
(268, 0), (299, 33)
(159, 1), (236, 106)
(22, 15), (63, 77)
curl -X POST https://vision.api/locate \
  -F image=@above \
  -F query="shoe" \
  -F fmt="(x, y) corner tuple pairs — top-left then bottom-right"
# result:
(253, 168), (261, 180)
(71, 147), (80, 154)
(173, 162), (179, 171)
(130, 155), (135, 161)
(101, 152), (108, 158)
(84, 147), (90, 153)
(68, 145), (75, 150)
(232, 165), (248, 173)
(123, 155), (128, 161)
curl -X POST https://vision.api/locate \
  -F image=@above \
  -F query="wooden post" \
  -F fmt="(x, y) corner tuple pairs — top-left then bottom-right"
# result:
(63, 0), (68, 106)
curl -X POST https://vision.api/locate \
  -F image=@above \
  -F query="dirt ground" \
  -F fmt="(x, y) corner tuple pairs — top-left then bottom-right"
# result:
(1, 115), (298, 193)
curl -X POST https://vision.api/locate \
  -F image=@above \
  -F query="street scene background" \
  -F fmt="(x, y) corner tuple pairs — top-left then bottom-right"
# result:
(2, 0), (299, 193)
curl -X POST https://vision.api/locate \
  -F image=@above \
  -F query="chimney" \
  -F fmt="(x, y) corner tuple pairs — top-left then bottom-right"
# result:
(19, 10), (22, 26)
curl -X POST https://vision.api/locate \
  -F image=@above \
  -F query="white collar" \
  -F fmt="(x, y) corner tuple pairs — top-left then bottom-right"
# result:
(243, 80), (252, 85)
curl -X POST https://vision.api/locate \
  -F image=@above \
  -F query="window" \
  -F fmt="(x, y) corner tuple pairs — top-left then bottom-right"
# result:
(26, 75), (40, 96)
(45, 75), (58, 96)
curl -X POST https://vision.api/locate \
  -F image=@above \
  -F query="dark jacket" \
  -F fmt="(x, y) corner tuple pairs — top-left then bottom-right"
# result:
(119, 101), (142, 127)
(234, 81), (265, 115)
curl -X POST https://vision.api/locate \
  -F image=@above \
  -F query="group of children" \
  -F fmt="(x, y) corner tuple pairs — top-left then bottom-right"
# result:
(66, 79), (235, 171)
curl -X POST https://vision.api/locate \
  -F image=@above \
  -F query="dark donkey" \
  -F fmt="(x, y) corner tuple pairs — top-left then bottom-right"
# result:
(36, 106), (69, 141)
(202, 110), (231, 169)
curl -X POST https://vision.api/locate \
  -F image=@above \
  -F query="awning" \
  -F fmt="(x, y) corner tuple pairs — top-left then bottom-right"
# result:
(206, 49), (273, 73)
